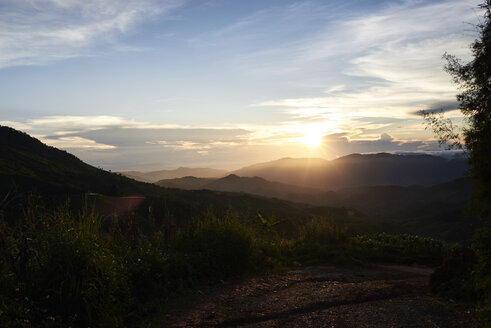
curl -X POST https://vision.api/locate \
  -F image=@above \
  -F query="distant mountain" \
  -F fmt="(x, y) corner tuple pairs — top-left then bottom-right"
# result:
(157, 174), (321, 201)
(0, 126), (357, 228)
(157, 176), (215, 190)
(232, 153), (468, 189)
(326, 178), (476, 241)
(158, 173), (475, 241)
(0, 126), (475, 241)
(121, 167), (228, 183)
(157, 173), (472, 217)
(0, 126), (164, 196)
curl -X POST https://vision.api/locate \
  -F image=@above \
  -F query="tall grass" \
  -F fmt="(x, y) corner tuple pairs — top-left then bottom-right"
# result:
(353, 233), (449, 265)
(0, 202), (450, 327)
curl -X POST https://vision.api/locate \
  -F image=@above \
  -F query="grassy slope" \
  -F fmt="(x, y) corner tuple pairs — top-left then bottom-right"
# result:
(157, 173), (475, 241)
(0, 126), (362, 230)
(1, 126), (478, 327)
(0, 126), (164, 196)
(0, 126), (475, 241)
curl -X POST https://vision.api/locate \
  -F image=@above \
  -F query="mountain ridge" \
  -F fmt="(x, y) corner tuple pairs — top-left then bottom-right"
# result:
(231, 153), (468, 189)
(0, 125), (476, 241)
(121, 167), (228, 183)
(0, 125), (164, 196)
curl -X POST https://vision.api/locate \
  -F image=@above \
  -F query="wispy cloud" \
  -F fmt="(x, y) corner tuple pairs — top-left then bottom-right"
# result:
(322, 132), (441, 158)
(1, 113), (445, 170)
(1, 0), (479, 169)
(248, 0), (479, 141)
(0, 0), (185, 68)
(38, 136), (116, 150)
(2, 115), (250, 147)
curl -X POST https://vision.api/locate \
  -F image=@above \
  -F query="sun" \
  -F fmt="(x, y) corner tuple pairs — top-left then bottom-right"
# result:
(301, 130), (323, 148)
(287, 123), (329, 148)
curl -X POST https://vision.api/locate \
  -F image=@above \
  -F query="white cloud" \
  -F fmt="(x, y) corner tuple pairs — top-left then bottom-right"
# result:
(322, 132), (441, 157)
(0, 121), (32, 131)
(30, 115), (135, 128)
(0, 0), (185, 68)
(251, 0), (479, 137)
(21, 115), (248, 132)
(155, 140), (241, 152)
(38, 136), (116, 149)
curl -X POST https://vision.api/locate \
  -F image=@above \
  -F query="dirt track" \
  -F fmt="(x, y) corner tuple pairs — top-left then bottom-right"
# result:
(161, 265), (472, 328)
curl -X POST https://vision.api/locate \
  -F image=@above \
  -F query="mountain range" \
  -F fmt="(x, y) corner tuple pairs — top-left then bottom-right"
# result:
(0, 126), (358, 228)
(0, 125), (476, 241)
(121, 167), (227, 183)
(124, 153), (468, 189)
(231, 154), (468, 189)
(0, 126), (163, 196)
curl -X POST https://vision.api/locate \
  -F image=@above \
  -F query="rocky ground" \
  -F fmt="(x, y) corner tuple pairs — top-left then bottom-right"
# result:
(160, 265), (472, 328)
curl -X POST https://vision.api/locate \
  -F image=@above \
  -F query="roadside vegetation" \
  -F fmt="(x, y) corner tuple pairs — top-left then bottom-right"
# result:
(421, 1), (491, 325)
(0, 198), (450, 328)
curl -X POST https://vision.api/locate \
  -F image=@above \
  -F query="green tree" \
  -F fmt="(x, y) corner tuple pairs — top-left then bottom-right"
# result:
(444, 2), (491, 203)
(424, 0), (491, 210)
(424, 1), (491, 322)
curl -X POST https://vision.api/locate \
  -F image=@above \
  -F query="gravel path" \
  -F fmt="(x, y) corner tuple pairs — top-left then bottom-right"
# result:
(161, 265), (472, 328)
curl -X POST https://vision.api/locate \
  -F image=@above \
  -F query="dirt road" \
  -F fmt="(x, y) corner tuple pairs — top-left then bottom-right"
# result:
(161, 265), (471, 328)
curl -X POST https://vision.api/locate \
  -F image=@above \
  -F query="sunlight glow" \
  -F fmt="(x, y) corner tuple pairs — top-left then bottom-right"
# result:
(301, 130), (323, 147)
(286, 123), (334, 148)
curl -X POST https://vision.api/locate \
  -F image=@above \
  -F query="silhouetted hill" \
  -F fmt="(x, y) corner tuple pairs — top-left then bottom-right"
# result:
(157, 173), (475, 241)
(0, 126), (361, 230)
(121, 167), (228, 183)
(0, 126), (475, 241)
(320, 178), (476, 241)
(232, 153), (468, 189)
(157, 176), (215, 189)
(157, 174), (322, 201)
(0, 126), (164, 196)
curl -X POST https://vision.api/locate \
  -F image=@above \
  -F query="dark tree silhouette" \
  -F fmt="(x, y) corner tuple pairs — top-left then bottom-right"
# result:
(424, 1), (491, 320)
(424, 1), (491, 207)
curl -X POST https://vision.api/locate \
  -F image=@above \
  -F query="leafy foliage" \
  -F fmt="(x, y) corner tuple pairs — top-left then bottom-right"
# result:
(0, 206), (129, 327)
(353, 233), (448, 265)
(423, 1), (491, 208)
(422, 1), (491, 324)
(0, 126), (165, 197)
(0, 199), (450, 327)
(421, 110), (466, 151)
(430, 247), (478, 300)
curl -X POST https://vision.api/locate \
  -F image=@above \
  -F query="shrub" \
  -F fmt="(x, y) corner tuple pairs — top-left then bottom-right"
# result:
(286, 219), (350, 264)
(353, 233), (448, 265)
(0, 207), (128, 327)
(173, 216), (255, 282)
(300, 219), (348, 246)
(0, 203), (453, 327)
(430, 246), (478, 299)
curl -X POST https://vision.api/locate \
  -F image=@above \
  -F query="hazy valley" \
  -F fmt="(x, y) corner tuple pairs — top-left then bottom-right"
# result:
(0, 124), (483, 328)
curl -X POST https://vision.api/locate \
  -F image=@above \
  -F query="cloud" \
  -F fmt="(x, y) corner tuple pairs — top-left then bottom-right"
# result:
(38, 136), (116, 150)
(2, 115), (329, 169)
(0, 121), (32, 131)
(4, 113), (433, 156)
(322, 132), (440, 157)
(0, 0), (185, 68)
(249, 0), (478, 130)
(412, 100), (460, 115)
(153, 140), (241, 154)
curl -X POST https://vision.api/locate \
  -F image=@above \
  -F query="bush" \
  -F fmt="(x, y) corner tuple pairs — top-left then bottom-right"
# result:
(0, 204), (452, 327)
(353, 233), (449, 265)
(430, 246), (478, 299)
(173, 217), (255, 282)
(0, 207), (128, 327)
(283, 219), (350, 265)
(300, 219), (348, 245)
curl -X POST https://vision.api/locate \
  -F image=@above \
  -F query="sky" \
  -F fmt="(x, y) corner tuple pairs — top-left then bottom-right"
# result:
(0, 0), (482, 170)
